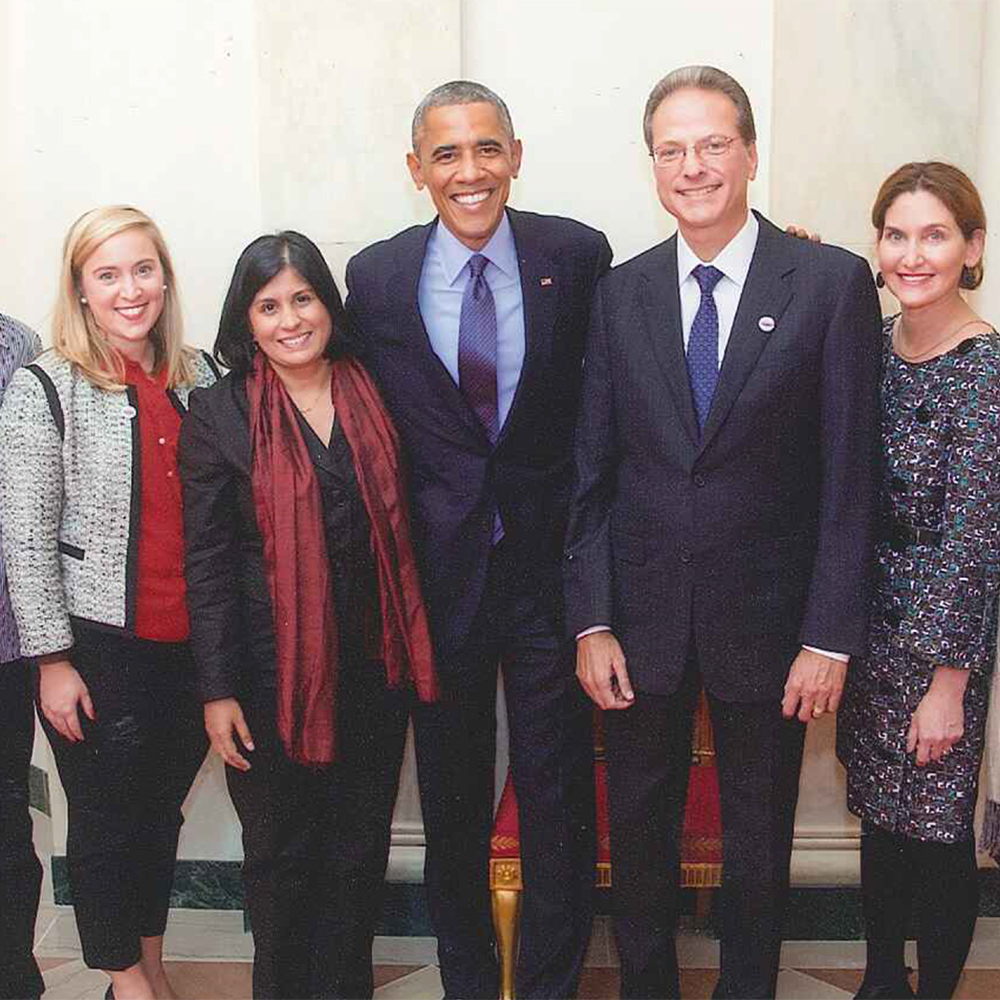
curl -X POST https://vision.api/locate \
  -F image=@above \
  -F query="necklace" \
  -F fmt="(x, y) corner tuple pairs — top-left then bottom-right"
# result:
(290, 374), (331, 413)
(894, 317), (983, 363)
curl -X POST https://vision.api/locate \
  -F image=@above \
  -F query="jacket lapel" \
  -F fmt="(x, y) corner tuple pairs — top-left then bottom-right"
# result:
(639, 238), (700, 447)
(696, 216), (795, 456)
(391, 222), (490, 445)
(498, 209), (557, 448)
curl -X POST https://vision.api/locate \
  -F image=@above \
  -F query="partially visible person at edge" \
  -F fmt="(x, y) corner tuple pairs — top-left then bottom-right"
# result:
(0, 313), (45, 1000)
(837, 162), (1000, 1000)
(180, 231), (437, 1000)
(0, 206), (219, 1000)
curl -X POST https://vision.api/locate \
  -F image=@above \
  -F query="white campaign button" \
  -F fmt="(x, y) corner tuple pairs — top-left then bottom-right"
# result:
(758, 315), (776, 332)
(122, 404), (137, 419)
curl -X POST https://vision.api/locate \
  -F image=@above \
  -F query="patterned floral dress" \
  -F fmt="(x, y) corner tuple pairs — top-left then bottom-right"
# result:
(837, 316), (1000, 842)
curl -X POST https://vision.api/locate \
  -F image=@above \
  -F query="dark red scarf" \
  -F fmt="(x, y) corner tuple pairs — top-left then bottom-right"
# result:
(247, 351), (438, 766)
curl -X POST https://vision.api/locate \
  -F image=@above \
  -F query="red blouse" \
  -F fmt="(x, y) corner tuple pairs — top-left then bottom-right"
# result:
(123, 359), (189, 642)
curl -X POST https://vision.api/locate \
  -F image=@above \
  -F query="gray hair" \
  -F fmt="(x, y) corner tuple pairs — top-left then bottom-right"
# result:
(411, 80), (515, 152)
(643, 65), (756, 151)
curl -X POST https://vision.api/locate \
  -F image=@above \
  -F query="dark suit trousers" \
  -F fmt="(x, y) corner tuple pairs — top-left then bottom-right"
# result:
(412, 541), (596, 1000)
(226, 662), (410, 1000)
(0, 658), (44, 1000)
(605, 651), (806, 1000)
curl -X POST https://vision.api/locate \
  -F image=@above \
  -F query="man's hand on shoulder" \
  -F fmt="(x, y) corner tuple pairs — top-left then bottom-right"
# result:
(785, 225), (822, 243)
(576, 631), (634, 710)
(781, 647), (847, 722)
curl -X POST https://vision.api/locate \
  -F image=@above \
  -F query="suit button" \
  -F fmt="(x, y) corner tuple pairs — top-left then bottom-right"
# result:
(680, 549), (692, 564)
(693, 474), (706, 487)
(891, 475), (908, 493)
(565, 553), (575, 562)
(886, 609), (901, 627)
(915, 404), (931, 424)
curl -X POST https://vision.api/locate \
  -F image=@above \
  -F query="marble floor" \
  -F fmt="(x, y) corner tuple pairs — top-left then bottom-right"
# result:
(33, 911), (1000, 999)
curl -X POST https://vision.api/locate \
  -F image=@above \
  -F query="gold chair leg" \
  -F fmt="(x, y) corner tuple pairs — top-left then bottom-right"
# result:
(491, 887), (522, 1000)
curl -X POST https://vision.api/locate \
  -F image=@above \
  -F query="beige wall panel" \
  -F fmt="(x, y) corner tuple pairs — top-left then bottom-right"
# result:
(0, 0), (263, 353)
(463, 0), (774, 266)
(254, 0), (461, 282)
(771, 0), (984, 251)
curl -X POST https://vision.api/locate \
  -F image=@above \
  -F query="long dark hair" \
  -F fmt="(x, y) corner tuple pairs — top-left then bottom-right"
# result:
(214, 230), (356, 372)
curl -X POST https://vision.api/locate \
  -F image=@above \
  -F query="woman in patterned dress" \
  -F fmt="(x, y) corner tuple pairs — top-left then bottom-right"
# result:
(837, 162), (999, 1000)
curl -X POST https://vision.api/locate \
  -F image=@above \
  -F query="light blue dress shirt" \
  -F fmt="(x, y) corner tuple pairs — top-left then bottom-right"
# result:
(418, 212), (525, 432)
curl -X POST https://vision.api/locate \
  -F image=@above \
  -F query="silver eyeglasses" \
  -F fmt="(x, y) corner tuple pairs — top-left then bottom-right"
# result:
(650, 135), (740, 169)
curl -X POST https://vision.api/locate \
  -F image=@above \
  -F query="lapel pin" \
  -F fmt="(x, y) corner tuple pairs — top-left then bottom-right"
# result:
(122, 404), (137, 419)
(540, 276), (553, 286)
(758, 315), (775, 332)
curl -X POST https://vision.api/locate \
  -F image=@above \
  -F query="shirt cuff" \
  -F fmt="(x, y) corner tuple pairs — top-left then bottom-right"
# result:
(803, 644), (850, 664)
(577, 625), (611, 640)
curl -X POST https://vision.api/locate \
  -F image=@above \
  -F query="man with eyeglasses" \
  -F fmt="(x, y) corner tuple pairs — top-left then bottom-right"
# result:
(346, 80), (611, 1000)
(564, 65), (881, 999)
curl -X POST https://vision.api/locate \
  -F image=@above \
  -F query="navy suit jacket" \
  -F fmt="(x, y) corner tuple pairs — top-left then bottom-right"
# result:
(563, 213), (882, 701)
(346, 208), (612, 662)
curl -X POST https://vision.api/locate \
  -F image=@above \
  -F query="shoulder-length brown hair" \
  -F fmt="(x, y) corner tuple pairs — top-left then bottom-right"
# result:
(53, 205), (198, 391)
(871, 162), (986, 290)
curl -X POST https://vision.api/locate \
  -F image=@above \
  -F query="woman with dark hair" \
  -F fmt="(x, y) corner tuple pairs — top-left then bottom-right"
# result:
(179, 231), (437, 1000)
(837, 162), (999, 1000)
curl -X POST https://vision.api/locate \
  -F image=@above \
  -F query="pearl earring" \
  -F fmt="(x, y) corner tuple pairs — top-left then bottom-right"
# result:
(80, 296), (88, 305)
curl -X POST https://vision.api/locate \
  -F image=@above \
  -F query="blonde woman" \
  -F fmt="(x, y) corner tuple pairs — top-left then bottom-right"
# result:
(0, 206), (219, 1000)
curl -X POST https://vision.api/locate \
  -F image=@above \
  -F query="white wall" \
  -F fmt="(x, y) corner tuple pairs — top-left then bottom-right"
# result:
(0, 0), (262, 353)
(463, 0), (773, 266)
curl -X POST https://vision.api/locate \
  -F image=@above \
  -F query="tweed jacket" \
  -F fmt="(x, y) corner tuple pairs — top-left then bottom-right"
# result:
(0, 348), (219, 657)
(0, 314), (43, 664)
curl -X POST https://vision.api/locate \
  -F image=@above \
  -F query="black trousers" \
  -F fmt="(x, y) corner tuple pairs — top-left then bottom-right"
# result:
(605, 652), (806, 1000)
(38, 627), (207, 971)
(0, 658), (45, 1000)
(226, 660), (411, 1000)
(412, 543), (596, 1000)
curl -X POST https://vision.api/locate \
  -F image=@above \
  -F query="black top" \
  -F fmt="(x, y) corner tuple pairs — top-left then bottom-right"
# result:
(294, 411), (378, 673)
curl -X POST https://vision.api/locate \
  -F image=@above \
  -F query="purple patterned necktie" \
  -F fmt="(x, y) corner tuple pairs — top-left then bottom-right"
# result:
(687, 264), (724, 431)
(458, 253), (499, 444)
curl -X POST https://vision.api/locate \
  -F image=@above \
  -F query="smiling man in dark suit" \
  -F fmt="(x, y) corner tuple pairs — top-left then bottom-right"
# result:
(564, 66), (881, 999)
(345, 81), (612, 1000)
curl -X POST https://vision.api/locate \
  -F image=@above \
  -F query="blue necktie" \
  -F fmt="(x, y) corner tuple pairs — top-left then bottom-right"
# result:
(687, 264), (724, 431)
(458, 254), (499, 444)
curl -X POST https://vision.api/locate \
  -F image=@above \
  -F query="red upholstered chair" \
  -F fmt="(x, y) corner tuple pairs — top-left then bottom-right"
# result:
(489, 693), (722, 1000)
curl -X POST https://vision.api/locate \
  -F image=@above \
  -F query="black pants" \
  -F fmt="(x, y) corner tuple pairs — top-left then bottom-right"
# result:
(412, 543), (596, 1000)
(860, 822), (979, 999)
(38, 627), (206, 971)
(605, 653), (806, 1000)
(0, 658), (44, 1000)
(226, 660), (411, 1000)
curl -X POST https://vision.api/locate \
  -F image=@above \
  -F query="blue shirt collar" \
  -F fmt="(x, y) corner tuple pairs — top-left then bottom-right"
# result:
(430, 211), (519, 286)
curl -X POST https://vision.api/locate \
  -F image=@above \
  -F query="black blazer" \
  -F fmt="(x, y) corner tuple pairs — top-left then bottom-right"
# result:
(346, 208), (612, 661)
(563, 214), (882, 701)
(179, 373), (374, 703)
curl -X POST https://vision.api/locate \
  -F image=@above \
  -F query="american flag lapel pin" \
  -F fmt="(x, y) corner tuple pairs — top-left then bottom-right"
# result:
(540, 276), (553, 286)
